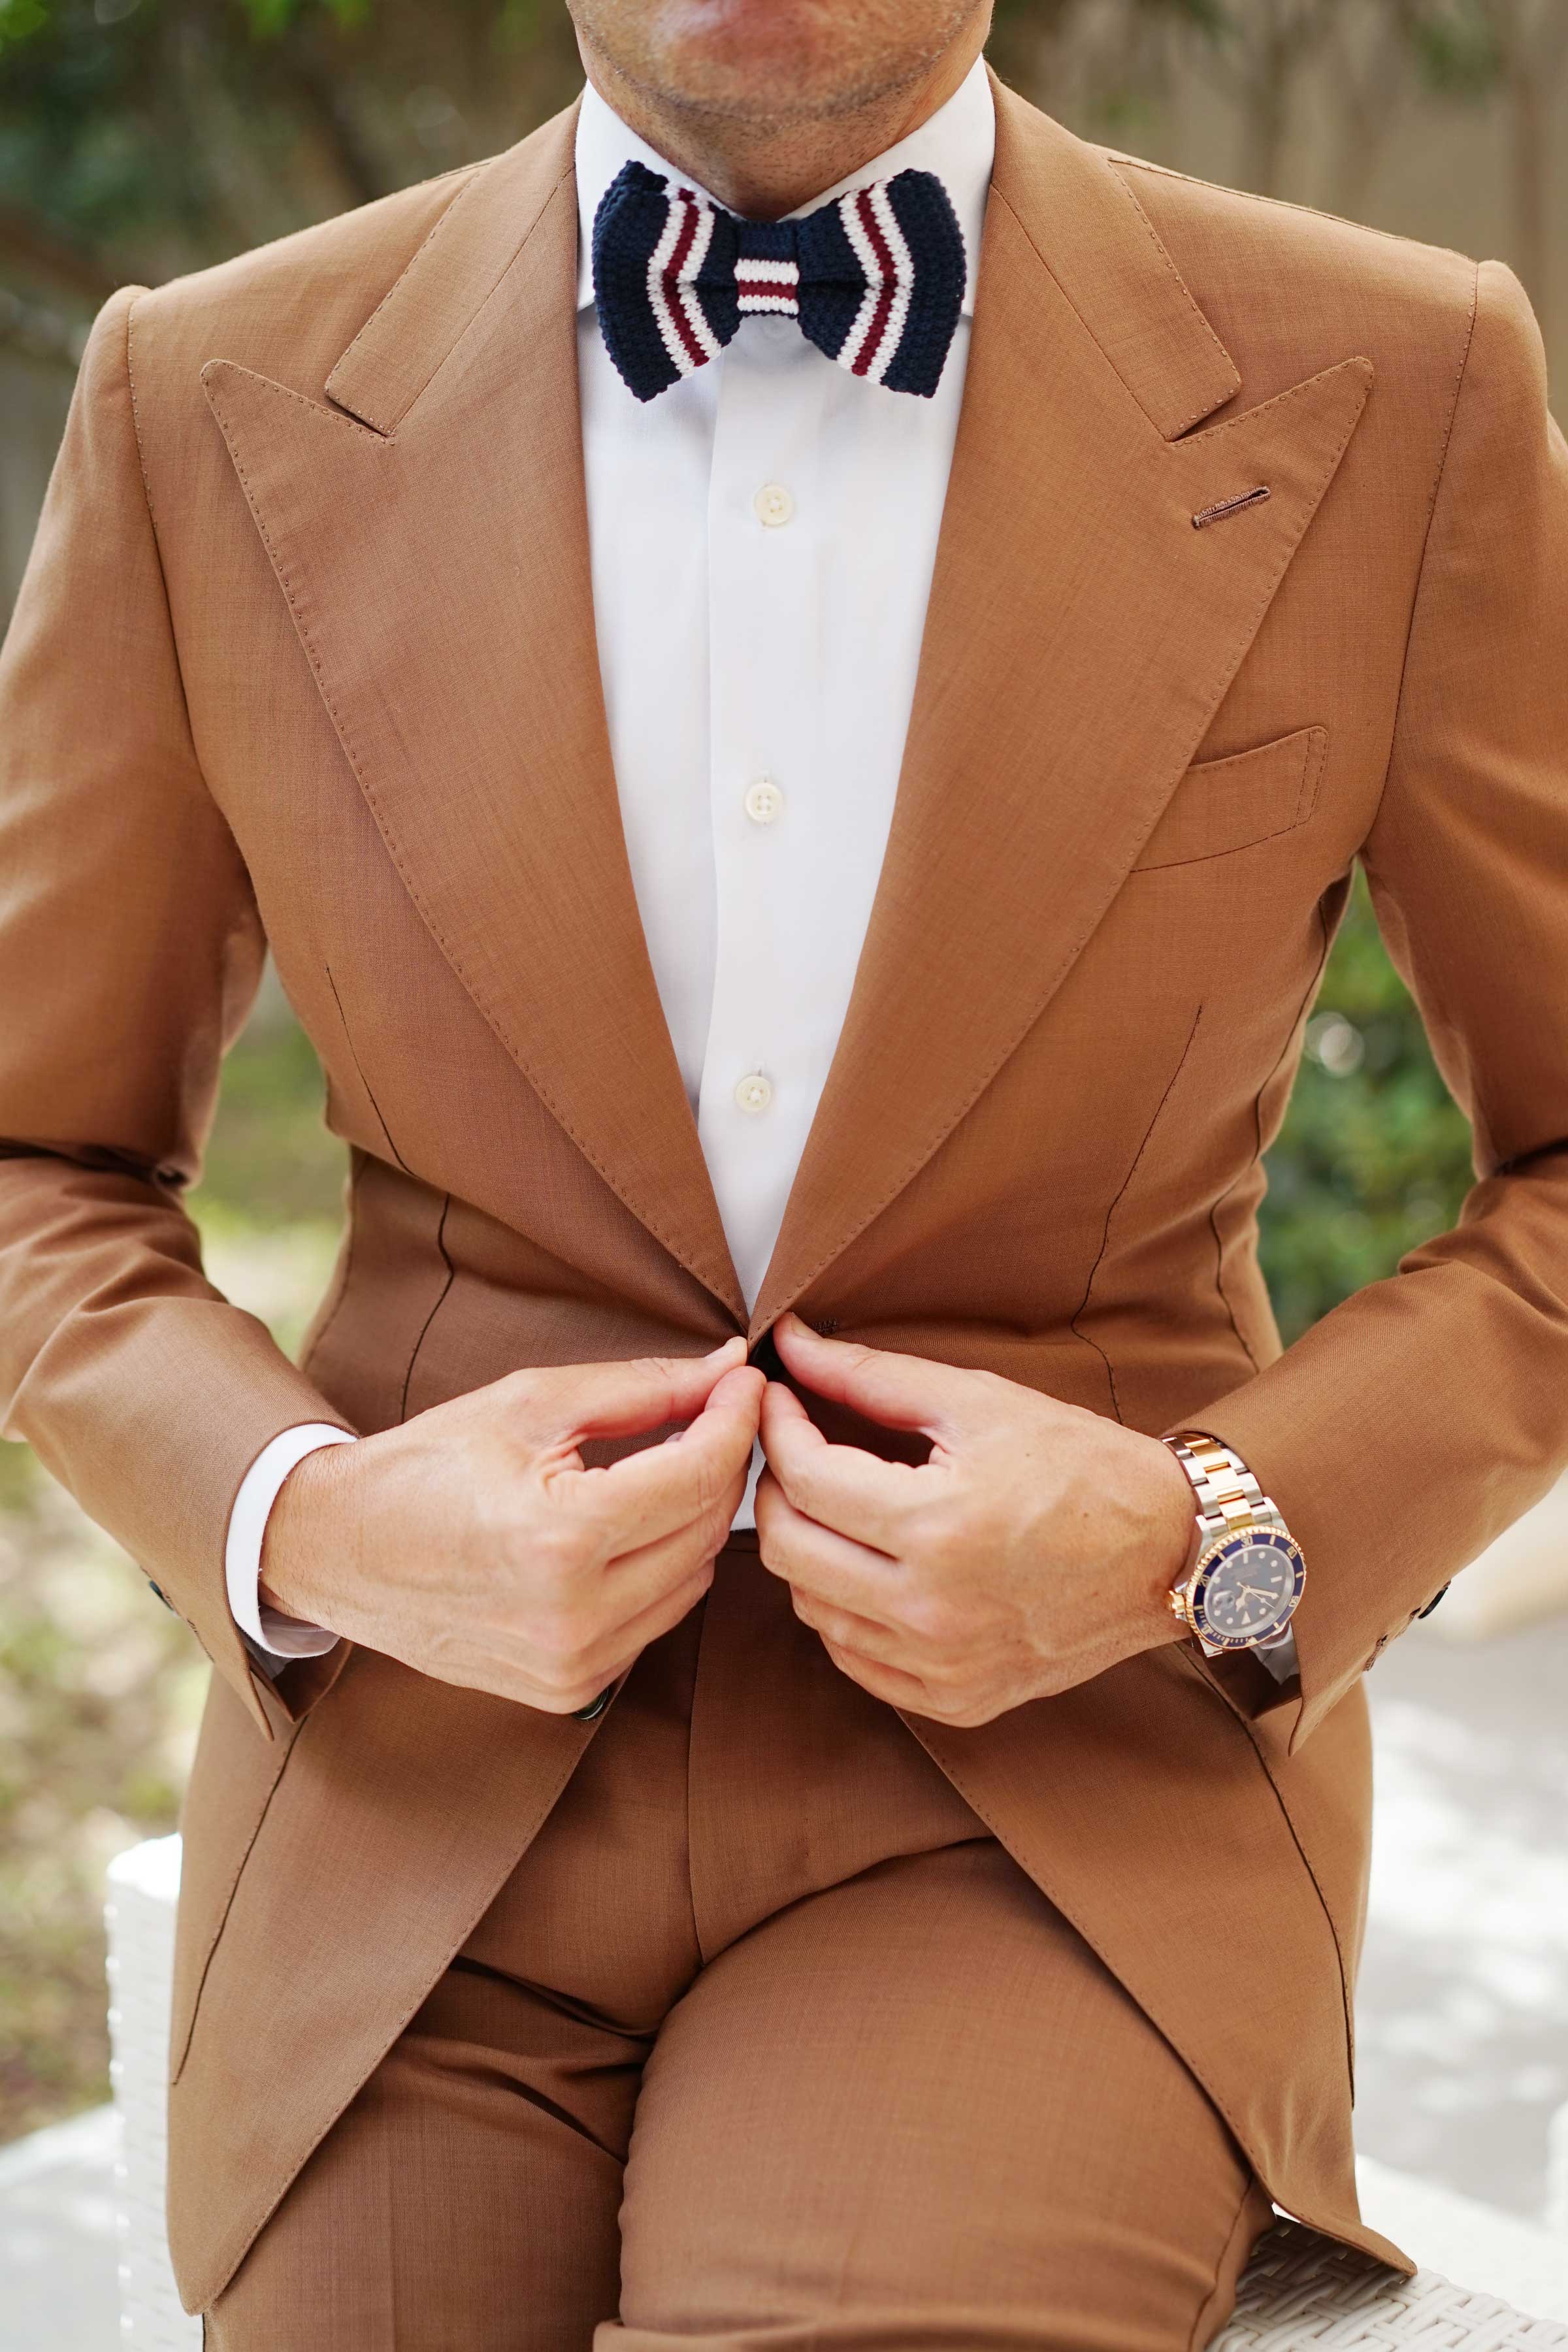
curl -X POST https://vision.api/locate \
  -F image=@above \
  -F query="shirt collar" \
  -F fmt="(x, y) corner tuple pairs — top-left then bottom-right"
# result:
(574, 55), (995, 319)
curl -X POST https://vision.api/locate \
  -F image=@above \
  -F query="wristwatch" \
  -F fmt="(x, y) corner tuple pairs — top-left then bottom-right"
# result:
(1162, 1431), (1305, 1658)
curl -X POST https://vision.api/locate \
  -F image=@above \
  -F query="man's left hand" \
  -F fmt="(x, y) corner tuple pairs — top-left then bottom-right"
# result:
(755, 1313), (1196, 1727)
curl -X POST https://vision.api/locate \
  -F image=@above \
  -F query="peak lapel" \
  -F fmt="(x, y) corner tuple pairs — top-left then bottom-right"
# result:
(204, 108), (746, 1325)
(751, 90), (1371, 1335)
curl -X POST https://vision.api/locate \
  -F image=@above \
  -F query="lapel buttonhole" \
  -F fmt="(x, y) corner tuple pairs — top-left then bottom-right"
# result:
(1193, 485), (1273, 531)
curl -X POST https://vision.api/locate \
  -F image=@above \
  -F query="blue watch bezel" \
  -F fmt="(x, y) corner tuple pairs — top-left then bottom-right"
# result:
(1191, 1527), (1306, 1652)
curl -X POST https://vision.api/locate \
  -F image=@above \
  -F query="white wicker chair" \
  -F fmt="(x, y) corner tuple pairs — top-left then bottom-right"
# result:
(1224, 2230), (1568, 2349)
(106, 1837), (1568, 2350)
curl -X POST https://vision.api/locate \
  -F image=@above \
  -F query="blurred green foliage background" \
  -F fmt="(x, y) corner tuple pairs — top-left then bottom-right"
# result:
(0, 0), (1556, 2141)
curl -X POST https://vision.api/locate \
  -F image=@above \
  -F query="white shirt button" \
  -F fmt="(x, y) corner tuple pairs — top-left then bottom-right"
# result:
(734, 1072), (774, 1116)
(753, 483), (795, 529)
(744, 777), (784, 826)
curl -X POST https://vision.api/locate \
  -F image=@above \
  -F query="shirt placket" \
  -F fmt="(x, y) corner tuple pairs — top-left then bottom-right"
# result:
(699, 319), (827, 1313)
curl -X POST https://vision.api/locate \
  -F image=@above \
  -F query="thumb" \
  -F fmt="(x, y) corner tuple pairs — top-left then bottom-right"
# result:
(694, 1363), (766, 1433)
(521, 1339), (749, 1445)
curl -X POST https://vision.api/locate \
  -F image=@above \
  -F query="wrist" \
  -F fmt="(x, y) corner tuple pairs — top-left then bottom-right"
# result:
(259, 1439), (358, 1628)
(1148, 1433), (1198, 1590)
(1105, 1435), (1199, 1656)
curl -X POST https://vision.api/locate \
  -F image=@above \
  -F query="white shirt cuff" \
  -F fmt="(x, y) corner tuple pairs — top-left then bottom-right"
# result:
(225, 1424), (357, 1660)
(1256, 1628), (1299, 1684)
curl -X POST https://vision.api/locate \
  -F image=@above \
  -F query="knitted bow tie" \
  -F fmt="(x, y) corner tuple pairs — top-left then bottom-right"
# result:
(591, 159), (966, 403)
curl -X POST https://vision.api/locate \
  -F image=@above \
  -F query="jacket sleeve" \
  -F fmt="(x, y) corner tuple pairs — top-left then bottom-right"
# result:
(1194, 259), (1568, 1752)
(0, 288), (353, 1739)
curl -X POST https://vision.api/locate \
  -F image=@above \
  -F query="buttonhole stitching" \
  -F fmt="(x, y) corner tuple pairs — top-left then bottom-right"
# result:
(1194, 485), (1271, 530)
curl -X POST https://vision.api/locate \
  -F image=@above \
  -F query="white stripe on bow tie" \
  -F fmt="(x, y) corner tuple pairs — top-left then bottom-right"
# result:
(838, 183), (915, 384)
(647, 188), (721, 377)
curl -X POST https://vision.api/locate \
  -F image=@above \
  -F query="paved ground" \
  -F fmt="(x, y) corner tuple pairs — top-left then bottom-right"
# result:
(0, 2110), (120, 2352)
(1355, 1609), (1568, 2221)
(4, 1610), (1565, 2350)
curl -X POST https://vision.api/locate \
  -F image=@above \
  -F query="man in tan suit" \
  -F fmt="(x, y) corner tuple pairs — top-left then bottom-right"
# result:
(3, 0), (1566, 2338)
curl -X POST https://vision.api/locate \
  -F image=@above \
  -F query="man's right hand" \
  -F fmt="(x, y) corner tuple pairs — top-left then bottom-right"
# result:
(258, 1341), (762, 1714)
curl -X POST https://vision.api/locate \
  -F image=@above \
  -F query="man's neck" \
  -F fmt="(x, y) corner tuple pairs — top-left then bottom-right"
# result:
(576, 24), (990, 219)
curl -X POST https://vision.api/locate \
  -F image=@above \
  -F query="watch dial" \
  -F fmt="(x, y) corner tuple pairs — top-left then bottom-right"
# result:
(1199, 1538), (1298, 1642)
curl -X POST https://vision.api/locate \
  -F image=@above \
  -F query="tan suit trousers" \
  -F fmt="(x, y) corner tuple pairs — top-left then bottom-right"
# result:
(206, 1543), (1274, 2349)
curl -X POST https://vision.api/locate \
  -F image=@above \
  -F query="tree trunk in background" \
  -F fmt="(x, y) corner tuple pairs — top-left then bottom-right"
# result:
(1240, 16), (1298, 195)
(276, 44), (396, 212)
(1324, 4), (1410, 220)
(1497, 0), (1568, 351)
(0, 202), (121, 303)
(1205, 0), (1345, 201)
(1511, 57), (1548, 334)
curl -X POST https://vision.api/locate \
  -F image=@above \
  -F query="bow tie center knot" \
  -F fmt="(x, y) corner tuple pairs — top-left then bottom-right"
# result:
(734, 220), (802, 318)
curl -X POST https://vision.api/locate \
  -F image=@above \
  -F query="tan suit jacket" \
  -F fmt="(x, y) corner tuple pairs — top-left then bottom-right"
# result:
(3, 74), (1566, 2312)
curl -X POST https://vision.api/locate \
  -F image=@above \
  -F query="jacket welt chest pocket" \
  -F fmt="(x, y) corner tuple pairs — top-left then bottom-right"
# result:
(1134, 725), (1328, 871)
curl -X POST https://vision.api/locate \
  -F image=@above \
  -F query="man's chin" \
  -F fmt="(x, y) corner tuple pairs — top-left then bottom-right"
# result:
(575, 0), (958, 127)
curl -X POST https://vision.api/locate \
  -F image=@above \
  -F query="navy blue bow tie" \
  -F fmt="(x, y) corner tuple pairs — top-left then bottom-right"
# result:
(591, 159), (966, 403)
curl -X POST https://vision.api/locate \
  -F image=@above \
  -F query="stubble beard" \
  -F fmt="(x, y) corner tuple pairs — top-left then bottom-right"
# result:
(569, 0), (985, 139)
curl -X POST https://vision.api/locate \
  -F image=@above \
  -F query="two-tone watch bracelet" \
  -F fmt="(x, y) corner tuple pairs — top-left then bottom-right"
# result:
(1162, 1430), (1298, 1648)
(1164, 1429), (1273, 1529)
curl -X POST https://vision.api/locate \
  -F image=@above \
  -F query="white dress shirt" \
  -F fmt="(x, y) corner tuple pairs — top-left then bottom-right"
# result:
(574, 65), (992, 1305)
(226, 63), (1296, 1686)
